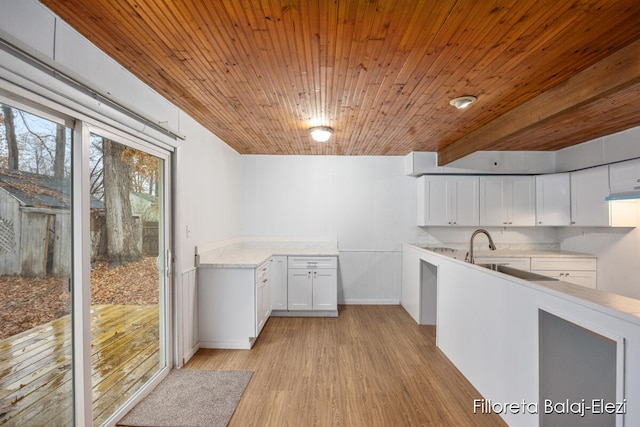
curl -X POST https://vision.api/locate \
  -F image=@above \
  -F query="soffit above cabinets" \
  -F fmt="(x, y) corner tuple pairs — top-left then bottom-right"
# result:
(40, 1), (640, 164)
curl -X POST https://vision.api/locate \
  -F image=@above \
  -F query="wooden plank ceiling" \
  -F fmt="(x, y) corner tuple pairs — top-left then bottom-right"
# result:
(41, 0), (640, 164)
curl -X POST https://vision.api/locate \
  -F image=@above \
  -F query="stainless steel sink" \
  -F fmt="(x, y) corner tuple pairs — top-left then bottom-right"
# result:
(476, 264), (559, 282)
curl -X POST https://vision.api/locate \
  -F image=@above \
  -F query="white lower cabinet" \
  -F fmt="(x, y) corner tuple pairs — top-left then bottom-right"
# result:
(531, 270), (597, 288)
(474, 255), (597, 289)
(530, 257), (597, 289)
(287, 256), (337, 313)
(287, 268), (313, 310)
(255, 260), (271, 335)
(270, 255), (288, 310)
(198, 259), (271, 349)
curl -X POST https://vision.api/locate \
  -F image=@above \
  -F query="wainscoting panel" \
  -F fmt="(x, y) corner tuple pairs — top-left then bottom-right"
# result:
(338, 251), (401, 304)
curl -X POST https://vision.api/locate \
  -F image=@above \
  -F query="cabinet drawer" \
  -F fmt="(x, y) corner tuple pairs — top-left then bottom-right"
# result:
(530, 257), (596, 271)
(288, 256), (337, 269)
(473, 257), (531, 271)
(532, 270), (597, 288)
(256, 260), (271, 283)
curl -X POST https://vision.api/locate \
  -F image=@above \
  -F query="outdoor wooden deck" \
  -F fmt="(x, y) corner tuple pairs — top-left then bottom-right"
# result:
(0, 304), (159, 426)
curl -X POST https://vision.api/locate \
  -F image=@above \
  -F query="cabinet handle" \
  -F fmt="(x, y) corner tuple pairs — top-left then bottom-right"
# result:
(503, 222), (507, 225)
(538, 221), (542, 224)
(508, 222), (512, 225)
(565, 273), (570, 277)
(448, 221), (452, 224)
(263, 279), (268, 283)
(571, 221), (576, 225)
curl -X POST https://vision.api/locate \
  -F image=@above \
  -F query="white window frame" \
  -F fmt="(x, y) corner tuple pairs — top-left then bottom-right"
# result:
(0, 78), (174, 427)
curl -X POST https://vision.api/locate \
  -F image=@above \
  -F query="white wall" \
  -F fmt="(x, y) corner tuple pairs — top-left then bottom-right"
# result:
(241, 155), (563, 304)
(242, 155), (417, 304)
(559, 224), (640, 300)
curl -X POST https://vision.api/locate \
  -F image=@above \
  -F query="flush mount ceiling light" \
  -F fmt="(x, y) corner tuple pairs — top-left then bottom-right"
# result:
(449, 95), (477, 109)
(308, 126), (334, 142)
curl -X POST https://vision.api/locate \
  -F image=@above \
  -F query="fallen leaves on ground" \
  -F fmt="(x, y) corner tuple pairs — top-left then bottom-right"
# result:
(0, 257), (159, 340)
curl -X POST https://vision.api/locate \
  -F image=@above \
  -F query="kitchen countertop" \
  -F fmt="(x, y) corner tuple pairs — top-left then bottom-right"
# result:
(404, 243), (640, 322)
(531, 278), (640, 319)
(197, 247), (340, 268)
(411, 244), (596, 261)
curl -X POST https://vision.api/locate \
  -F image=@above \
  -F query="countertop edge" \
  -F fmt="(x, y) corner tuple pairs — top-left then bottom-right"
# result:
(404, 243), (640, 325)
(198, 248), (340, 268)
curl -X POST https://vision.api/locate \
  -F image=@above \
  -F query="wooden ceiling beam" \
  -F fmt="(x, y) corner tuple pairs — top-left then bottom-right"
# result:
(437, 39), (640, 166)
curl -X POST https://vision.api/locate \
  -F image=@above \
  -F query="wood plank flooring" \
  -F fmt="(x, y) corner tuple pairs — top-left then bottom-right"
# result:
(186, 305), (507, 426)
(0, 304), (159, 426)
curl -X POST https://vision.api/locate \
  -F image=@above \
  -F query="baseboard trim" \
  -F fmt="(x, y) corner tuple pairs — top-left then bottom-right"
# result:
(341, 299), (400, 305)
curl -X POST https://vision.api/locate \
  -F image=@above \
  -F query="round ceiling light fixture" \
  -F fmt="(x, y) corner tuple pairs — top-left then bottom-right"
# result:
(309, 126), (334, 142)
(449, 95), (477, 109)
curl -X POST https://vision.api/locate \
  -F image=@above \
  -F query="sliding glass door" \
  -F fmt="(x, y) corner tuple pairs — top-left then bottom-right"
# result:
(0, 97), (171, 426)
(0, 102), (74, 424)
(88, 130), (169, 425)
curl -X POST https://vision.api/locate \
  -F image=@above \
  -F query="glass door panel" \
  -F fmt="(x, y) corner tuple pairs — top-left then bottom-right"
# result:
(0, 102), (73, 425)
(88, 133), (165, 425)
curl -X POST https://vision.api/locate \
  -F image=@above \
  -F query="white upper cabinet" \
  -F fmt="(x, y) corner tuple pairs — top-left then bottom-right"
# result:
(417, 175), (479, 226)
(535, 173), (571, 226)
(571, 165), (637, 227)
(609, 158), (640, 195)
(480, 176), (536, 226)
(571, 166), (610, 226)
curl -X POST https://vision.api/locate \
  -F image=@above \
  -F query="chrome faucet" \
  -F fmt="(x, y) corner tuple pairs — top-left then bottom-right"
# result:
(467, 229), (497, 263)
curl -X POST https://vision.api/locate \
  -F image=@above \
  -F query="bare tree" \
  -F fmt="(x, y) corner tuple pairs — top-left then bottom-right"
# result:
(1, 105), (19, 170)
(54, 124), (66, 178)
(102, 138), (141, 266)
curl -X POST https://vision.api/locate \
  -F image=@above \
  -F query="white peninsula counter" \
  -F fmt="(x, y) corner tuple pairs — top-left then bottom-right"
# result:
(402, 243), (640, 427)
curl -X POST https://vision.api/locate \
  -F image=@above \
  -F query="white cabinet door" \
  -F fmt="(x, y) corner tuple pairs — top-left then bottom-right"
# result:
(479, 176), (508, 226)
(571, 166), (637, 227)
(256, 279), (266, 334)
(480, 176), (535, 226)
(535, 173), (571, 226)
(417, 175), (479, 226)
(287, 269), (313, 310)
(570, 166), (611, 226)
(417, 175), (450, 226)
(312, 269), (337, 311)
(510, 176), (536, 226)
(261, 276), (271, 325)
(530, 256), (597, 288)
(609, 158), (640, 194)
(452, 176), (480, 226)
(270, 256), (288, 310)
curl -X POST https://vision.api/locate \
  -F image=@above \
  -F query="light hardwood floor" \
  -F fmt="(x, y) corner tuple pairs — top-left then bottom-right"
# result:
(186, 305), (507, 426)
